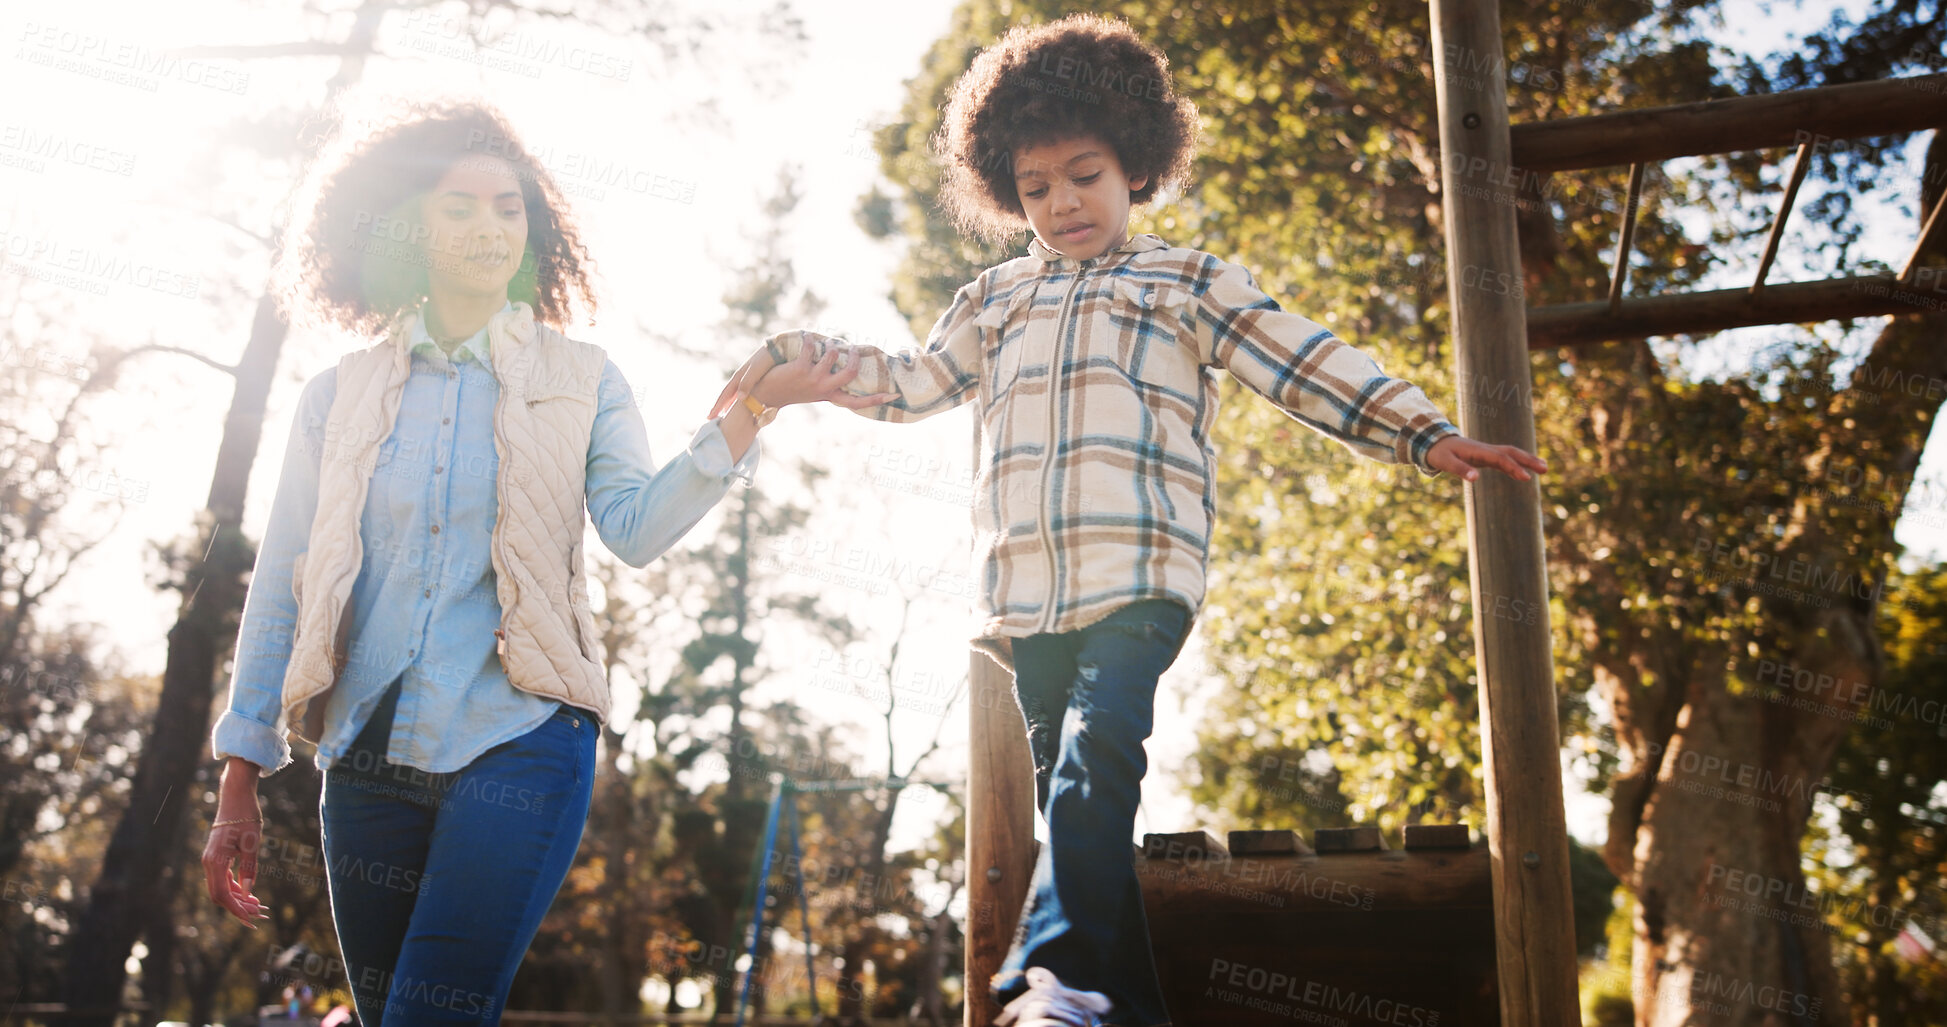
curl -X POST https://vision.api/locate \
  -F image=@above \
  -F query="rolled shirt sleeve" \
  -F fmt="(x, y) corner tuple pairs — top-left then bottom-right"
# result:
(212, 369), (337, 777)
(586, 359), (759, 568)
(1194, 257), (1460, 475)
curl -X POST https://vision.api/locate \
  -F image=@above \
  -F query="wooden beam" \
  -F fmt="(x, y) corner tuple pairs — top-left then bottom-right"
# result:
(1608, 163), (1647, 314)
(1429, 0), (1582, 1023)
(1526, 268), (1947, 348)
(1141, 846), (1501, 1025)
(1509, 74), (1947, 172)
(1137, 845), (1491, 915)
(964, 651), (1034, 1027)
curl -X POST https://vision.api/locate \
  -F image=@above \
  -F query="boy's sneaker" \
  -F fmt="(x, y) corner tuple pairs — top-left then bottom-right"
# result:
(995, 967), (1115, 1026)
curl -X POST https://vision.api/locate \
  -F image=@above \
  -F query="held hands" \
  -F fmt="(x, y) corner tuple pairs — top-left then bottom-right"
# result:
(708, 341), (896, 421)
(1425, 435), (1549, 482)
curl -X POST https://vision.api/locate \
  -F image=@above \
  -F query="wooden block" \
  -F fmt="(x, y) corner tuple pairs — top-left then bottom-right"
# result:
(1142, 830), (1227, 861)
(1404, 823), (1473, 850)
(1312, 826), (1387, 853)
(1227, 829), (1313, 856)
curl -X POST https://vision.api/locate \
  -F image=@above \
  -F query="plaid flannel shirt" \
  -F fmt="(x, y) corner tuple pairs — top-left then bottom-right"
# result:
(767, 233), (1459, 667)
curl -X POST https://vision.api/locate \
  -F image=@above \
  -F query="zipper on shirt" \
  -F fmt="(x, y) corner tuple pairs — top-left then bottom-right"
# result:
(1037, 263), (1089, 633)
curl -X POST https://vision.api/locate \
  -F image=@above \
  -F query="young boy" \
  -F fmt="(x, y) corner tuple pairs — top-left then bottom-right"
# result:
(713, 14), (1545, 1027)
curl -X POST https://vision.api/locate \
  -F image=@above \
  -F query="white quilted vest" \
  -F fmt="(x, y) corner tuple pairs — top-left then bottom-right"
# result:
(280, 302), (612, 745)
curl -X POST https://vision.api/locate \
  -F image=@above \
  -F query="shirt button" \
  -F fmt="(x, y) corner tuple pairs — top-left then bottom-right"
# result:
(1143, 290), (1156, 304)
(442, 417), (451, 425)
(423, 589), (431, 598)
(434, 465), (443, 474)
(430, 525), (440, 535)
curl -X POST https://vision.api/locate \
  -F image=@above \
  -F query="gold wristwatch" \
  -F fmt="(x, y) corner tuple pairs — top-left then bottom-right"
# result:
(741, 393), (779, 428)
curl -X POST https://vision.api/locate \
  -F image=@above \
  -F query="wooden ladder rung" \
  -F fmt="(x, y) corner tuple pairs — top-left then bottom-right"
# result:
(1142, 830), (1227, 861)
(1312, 825), (1388, 853)
(1403, 823), (1474, 850)
(1227, 828), (1314, 856)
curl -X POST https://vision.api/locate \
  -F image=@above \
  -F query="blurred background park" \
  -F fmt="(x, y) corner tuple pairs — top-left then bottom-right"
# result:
(0, 0), (1943, 1023)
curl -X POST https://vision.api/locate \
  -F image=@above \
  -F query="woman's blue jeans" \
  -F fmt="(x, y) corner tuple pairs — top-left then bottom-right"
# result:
(320, 679), (596, 1026)
(991, 599), (1191, 1027)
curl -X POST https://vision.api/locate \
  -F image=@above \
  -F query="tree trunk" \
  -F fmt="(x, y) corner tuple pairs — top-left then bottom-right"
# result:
(1580, 130), (1947, 1026)
(59, 8), (388, 1016)
(597, 734), (654, 1016)
(141, 869), (181, 1020)
(836, 787), (901, 1023)
(911, 898), (956, 1027)
(61, 292), (286, 1027)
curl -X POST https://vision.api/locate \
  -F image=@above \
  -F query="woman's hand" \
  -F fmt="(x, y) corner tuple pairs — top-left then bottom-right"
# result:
(203, 759), (270, 930)
(1425, 435), (1548, 482)
(709, 345), (779, 419)
(711, 342), (895, 420)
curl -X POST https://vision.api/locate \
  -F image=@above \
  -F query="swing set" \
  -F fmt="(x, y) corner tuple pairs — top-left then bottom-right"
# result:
(730, 775), (955, 1027)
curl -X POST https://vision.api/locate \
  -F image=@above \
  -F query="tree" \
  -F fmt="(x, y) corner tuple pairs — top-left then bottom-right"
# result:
(0, 264), (169, 1015)
(824, 597), (963, 1025)
(1807, 565), (1947, 1023)
(59, 8), (383, 1020)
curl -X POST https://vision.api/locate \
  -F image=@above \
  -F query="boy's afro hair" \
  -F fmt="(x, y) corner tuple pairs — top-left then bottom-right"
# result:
(934, 14), (1200, 244)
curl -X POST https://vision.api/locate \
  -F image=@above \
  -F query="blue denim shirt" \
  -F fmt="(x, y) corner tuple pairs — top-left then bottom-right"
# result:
(212, 311), (758, 777)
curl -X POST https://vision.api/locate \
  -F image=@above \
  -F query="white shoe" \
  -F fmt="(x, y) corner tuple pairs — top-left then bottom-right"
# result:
(995, 966), (1115, 1026)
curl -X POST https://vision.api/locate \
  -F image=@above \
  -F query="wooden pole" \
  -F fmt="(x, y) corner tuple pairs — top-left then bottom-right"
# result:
(1897, 186), (1947, 285)
(1527, 266), (1947, 348)
(964, 429), (1037, 1027)
(1509, 73), (1947, 172)
(964, 652), (1035, 1027)
(1427, 1), (1581, 1023)
(1607, 163), (1647, 315)
(1751, 142), (1814, 296)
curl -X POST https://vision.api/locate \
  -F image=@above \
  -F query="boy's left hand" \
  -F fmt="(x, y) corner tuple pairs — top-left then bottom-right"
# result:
(1425, 435), (1548, 482)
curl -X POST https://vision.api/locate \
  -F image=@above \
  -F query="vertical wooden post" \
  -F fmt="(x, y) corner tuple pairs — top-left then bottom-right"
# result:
(965, 651), (1035, 1027)
(965, 430), (1037, 1027)
(1427, 1), (1582, 1024)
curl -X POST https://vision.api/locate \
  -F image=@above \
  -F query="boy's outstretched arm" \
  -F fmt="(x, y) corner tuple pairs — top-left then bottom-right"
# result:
(1423, 434), (1548, 482)
(709, 278), (989, 424)
(1194, 257), (1545, 482)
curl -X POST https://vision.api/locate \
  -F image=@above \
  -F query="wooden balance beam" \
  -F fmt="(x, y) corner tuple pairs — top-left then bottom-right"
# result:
(1136, 825), (1499, 1026)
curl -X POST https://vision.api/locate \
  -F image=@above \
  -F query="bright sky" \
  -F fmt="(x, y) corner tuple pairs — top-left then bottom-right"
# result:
(2, 0), (1936, 862)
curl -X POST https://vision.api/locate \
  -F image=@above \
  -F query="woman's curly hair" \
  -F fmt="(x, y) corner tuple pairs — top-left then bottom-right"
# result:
(934, 14), (1200, 245)
(275, 98), (597, 336)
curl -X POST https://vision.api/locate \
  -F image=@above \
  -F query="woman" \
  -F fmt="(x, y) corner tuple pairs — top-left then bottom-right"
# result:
(201, 100), (881, 1026)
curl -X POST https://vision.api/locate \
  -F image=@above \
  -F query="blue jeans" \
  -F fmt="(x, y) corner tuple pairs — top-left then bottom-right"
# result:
(320, 679), (597, 1026)
(992, 599), (1191, 1027)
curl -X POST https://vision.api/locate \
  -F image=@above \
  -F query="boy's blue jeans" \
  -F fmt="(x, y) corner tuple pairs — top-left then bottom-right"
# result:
(991, 599), (1191, 1027)
(320, 679), (597, 1026)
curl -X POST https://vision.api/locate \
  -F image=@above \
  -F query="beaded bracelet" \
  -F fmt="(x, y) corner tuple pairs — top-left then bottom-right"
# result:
(213, 816), (262, 827)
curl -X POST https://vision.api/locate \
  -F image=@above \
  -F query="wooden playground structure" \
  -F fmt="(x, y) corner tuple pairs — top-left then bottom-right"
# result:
(958, 1), (1947, 1024)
